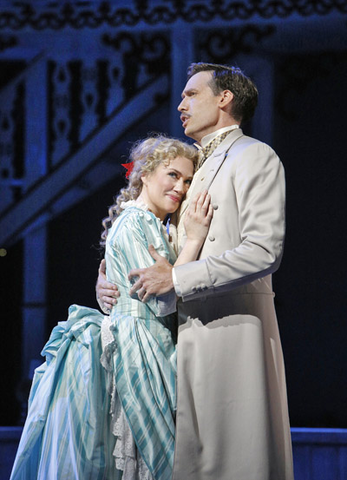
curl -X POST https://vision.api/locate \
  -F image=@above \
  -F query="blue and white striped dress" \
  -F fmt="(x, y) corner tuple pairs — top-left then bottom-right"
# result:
(10, 202), (178, 480)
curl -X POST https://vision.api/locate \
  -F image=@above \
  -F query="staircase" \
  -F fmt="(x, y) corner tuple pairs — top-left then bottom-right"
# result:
(0, 40), (175, 388)
(0, 57), (170, 247)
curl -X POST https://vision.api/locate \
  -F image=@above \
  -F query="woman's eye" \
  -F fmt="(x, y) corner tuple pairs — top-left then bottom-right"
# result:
(169, 172), (177, 178)
(185, 179), (192, 186)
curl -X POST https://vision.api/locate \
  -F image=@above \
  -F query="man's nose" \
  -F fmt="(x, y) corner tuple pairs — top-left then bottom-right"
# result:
(177, 98), (186, 111)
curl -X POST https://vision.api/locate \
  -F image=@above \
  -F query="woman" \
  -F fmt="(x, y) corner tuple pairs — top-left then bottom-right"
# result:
(10, 135), (212, 480)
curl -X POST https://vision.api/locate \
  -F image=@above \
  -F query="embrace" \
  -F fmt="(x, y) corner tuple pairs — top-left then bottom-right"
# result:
(11, 63), (293, 480)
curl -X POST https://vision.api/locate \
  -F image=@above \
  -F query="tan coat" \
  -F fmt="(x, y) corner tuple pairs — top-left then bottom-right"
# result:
(170, 129), (294, 480)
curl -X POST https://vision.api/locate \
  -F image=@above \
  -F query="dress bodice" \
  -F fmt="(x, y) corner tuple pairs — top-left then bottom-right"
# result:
(105, 202), (177, 327)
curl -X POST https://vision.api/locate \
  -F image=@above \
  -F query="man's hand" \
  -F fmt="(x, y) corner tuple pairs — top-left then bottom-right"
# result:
(128, 245), (174, 302)
(96, 259), (120, 313)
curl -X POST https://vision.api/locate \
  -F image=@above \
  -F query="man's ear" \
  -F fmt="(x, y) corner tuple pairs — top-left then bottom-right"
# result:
(218, 90), (234, 110)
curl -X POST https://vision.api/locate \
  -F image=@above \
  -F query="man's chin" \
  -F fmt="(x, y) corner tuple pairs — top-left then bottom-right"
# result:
(183, 127), (197, 141)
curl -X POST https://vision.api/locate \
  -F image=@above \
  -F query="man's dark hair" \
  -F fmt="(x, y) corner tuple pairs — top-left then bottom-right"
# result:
(187, 62), (258, 124)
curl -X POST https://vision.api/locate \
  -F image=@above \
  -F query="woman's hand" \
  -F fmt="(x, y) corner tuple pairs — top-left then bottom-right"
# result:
(184, 190), (213, 245)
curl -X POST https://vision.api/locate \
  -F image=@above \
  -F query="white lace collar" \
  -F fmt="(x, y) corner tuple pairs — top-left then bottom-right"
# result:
(120, 198), (150, 212)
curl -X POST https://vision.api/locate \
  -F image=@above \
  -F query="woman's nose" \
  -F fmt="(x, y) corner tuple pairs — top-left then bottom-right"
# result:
(174, 179), (185, 193)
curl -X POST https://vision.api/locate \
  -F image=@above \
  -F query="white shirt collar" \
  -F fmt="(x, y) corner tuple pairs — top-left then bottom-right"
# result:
(199, 125), (240, 148)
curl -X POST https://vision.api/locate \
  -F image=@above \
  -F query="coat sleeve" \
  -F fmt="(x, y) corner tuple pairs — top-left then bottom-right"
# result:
(111, 210), (177, 316)
(173, 142), (286, 301)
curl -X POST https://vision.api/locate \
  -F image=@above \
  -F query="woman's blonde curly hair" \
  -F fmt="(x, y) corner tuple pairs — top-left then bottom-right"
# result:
(100, 135), (199, 247)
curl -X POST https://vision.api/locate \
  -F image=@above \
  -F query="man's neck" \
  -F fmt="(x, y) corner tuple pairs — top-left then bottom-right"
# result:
(200, 125), (240, 148)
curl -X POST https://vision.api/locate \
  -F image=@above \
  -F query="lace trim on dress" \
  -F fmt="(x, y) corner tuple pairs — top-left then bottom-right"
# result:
(100, 317), (154, 480)
(120, 199), (150, 212)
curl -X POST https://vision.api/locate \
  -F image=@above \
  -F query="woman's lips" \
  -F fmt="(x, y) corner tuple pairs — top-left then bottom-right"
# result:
(168, 194), (181, 203)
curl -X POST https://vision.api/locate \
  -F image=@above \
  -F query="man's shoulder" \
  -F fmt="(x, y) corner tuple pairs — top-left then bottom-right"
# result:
(219, 130), (261, 154)
(227, 133), (278, 158)
(234, 132), (264, 147)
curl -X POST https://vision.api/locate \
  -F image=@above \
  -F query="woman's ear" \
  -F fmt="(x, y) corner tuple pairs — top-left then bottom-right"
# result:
(141, 173), (148, 187)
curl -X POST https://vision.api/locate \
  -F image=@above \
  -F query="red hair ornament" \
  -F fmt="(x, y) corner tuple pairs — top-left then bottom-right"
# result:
(121, 162), (134, 179)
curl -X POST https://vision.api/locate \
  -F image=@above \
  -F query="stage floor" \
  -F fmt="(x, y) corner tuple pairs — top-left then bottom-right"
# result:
(2, 427), (347, 479)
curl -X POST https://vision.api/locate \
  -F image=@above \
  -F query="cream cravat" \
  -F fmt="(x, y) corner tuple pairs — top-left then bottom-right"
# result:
(197, 130), (232, 169)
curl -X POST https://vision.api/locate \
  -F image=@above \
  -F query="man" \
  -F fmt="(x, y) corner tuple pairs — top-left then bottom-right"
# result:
(97, 63), (294, 479)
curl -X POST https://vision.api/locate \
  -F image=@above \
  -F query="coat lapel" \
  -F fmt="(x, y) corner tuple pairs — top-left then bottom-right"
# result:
(179, 129), (243, 219)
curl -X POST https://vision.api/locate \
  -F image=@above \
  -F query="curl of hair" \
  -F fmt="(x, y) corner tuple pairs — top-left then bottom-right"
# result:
(187, 62), (258, 124)
(100, 135), (198, 247)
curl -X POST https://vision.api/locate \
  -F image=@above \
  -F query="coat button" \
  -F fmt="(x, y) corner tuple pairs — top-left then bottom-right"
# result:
(209, 235), (215, 242)
(213, 204), (218, 210)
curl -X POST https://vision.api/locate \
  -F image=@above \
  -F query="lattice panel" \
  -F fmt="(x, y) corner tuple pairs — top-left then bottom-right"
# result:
(0, 82), (24, 210)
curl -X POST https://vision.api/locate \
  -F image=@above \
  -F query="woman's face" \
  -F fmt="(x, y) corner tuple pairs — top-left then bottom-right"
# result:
(141, 156), (194, 220)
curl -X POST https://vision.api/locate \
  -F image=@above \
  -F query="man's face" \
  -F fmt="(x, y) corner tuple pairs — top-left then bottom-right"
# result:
(178, 71), (222, 144)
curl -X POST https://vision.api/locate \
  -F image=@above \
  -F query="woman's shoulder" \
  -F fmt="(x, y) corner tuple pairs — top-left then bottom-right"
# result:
(120, 203), (158, 227)
(108, 202), (161, 244)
